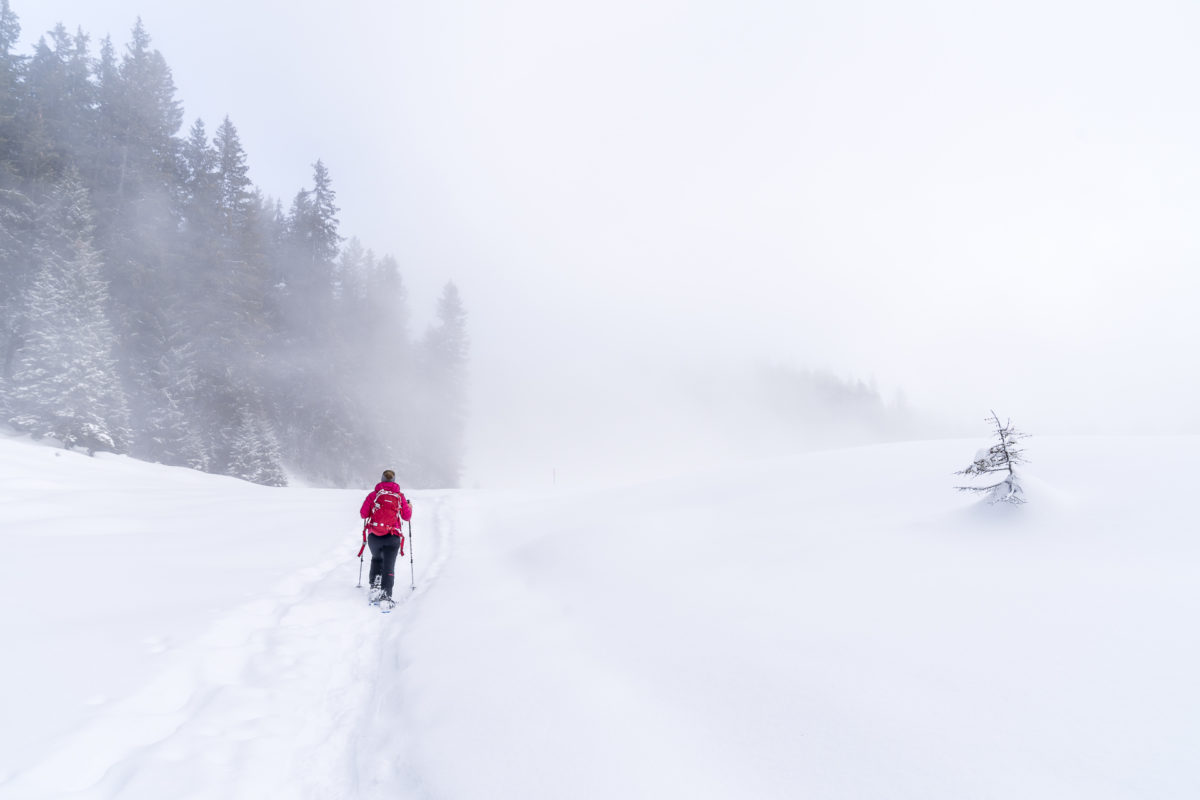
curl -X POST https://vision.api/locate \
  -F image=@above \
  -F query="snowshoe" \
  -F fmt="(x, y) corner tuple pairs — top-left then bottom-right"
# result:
(368, 576), (384, 605)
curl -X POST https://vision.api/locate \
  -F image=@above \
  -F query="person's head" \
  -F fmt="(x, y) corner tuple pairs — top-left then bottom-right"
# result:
(381, 469), (395, 483)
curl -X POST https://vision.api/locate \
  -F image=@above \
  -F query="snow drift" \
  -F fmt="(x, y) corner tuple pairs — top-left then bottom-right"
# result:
(1, 431), (1198, 799)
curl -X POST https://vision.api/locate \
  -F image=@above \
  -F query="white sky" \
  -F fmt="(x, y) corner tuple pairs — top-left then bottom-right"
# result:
(18, 0), (1200, 485)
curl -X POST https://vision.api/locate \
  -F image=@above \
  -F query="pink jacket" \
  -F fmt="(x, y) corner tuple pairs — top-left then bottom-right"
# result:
(360, 481), (413, 530)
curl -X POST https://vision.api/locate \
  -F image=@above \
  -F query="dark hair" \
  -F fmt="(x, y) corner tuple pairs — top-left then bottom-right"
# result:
(381, 469), (395, 482)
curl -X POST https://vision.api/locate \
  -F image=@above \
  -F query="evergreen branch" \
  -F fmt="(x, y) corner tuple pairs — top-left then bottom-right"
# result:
(955, 482), (1007, 493)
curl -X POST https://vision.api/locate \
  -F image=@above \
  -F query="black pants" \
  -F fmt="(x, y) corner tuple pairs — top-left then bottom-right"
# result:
(367, 533), (403, 596)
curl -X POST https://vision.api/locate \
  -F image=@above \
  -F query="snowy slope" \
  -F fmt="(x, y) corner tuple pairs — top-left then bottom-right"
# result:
(1, 432), (1198, 799)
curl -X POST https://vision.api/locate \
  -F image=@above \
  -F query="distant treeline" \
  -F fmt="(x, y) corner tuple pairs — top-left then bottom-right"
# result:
(0, 3), (468, 487)
(754, 364), (920, 448)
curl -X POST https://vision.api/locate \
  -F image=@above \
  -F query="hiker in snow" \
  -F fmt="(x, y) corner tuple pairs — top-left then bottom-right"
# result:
(360, 469), (413, 606)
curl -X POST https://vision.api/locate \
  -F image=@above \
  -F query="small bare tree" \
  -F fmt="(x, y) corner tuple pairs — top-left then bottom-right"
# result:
(955, 411), (1029, 504)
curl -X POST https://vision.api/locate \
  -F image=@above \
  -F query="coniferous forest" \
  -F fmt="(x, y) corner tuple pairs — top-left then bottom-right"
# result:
(0, 2), (469, 487)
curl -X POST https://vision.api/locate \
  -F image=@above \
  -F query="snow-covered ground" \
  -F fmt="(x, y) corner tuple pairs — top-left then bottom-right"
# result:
(2, 431), (1198, 799)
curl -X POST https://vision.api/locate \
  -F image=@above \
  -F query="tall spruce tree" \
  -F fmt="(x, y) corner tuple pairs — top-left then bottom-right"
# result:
(99, 20), (186, 453)
(18, 25), (95, 182)
(307, 159), (341, 266)
(0, 1), (27, 394)
(283, 160), (342, 323)
(113, 19), (182, 199)
(0, 0), (23, 173)
(417, 282), (468, 487)
(88, 35), (121, 207)
(214, 116), (253, 237)
(177, 117), (219, 327)
(0, 0), (19, 80)
(181, 118), (218, 215)
(211, 116), (272, 356)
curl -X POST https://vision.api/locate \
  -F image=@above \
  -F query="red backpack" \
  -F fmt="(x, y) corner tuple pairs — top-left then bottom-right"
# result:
(366, 489), (404, 535)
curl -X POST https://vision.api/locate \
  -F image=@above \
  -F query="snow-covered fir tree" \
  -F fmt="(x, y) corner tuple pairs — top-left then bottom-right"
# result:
(0, 185), (36, 403)
(7, 171), (131, 453)
(143, 322), (209, 470)
(955, 411), (1029, 504)
(227, 402), (286, 487)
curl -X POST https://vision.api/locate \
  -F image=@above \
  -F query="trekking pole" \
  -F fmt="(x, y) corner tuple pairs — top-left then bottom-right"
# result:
(356, 523), (367, 588)
(409, 519), (416, 591)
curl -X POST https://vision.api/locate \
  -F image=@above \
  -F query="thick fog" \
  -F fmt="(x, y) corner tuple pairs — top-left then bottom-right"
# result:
(20, 0), (1200, 487)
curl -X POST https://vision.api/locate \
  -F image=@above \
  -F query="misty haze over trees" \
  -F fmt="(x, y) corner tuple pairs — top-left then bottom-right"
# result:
(0, 3), (468, 487)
